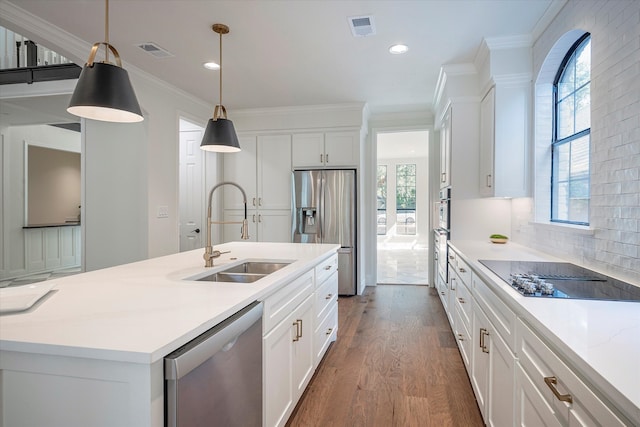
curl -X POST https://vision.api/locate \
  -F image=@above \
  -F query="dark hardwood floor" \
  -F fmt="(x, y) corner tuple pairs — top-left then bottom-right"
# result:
(286, 285), (484, 427)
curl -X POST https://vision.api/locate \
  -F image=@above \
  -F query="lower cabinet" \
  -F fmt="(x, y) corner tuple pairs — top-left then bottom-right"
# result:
(516, 319), (629, 427)
(263, 253), (339, 427)
(471, 302), (516, 427)
(24, 226), (81, 274)
(264, 295), (314, 427)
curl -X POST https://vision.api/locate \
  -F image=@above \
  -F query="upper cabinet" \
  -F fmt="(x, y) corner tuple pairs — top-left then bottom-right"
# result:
(478, 79), (530, 198)
(292, 131), (359, 168)
(440, 107), (452, 189)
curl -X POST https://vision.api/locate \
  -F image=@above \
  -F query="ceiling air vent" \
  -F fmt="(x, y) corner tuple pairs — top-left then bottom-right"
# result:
(135, 42), (173, 58)
(348, 15), (376, 37)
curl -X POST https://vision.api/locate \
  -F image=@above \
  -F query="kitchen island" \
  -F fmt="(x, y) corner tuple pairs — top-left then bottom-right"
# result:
(448, 240), (640, 426)
(0, 241), (339, 427)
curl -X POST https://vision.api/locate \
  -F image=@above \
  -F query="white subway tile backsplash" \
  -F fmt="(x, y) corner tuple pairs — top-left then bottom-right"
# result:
(514, 0), (640, 285)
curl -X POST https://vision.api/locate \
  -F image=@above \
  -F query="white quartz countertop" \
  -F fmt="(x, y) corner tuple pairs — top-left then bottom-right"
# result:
(449, 240), (640, 424)
(0, 242), (339, 364)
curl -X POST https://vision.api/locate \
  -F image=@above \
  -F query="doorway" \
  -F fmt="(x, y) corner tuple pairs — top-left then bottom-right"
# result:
(376, 130), (429, 285)
(178, 118), (206, 252)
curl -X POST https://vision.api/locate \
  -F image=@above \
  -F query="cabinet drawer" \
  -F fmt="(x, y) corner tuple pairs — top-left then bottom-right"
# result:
(454, 274), (472, 332)
(314, 271), (338, 327)
(315, 254), (338, 286)
(453, 304), (472, 370)
(314, 302), (338, 365)
(454, 256), (471, 287)
(263, 270), (314, 334)
(516, 319), (628, 427)
(472, 272), (517, 352)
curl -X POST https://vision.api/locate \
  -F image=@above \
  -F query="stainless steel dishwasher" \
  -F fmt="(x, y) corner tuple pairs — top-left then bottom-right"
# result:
(164, 301), (263, 427)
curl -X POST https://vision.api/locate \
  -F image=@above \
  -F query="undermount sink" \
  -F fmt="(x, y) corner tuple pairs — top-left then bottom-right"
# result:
(189, 261), (292, 284)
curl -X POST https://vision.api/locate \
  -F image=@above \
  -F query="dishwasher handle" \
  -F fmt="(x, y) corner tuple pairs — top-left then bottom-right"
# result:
(165, 301), (263, 380)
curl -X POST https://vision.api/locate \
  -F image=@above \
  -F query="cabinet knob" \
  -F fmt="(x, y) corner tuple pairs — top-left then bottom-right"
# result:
(544, 376), (573, 404)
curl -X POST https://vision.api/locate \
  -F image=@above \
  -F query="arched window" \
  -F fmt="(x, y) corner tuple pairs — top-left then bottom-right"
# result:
(552, 34), (591, 225)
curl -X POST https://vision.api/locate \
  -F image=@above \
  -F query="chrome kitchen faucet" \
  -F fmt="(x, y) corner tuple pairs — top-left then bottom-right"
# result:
(204, 181), (250, 267)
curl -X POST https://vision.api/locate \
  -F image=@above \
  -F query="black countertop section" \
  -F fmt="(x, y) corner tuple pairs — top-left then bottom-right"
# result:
(24, 222), (80, 229)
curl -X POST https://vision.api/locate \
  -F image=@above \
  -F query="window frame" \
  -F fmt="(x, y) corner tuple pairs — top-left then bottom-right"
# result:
(551, 33), (591, 226)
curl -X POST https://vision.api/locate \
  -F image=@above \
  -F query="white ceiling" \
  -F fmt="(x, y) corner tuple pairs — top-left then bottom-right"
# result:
(2, 0), (562, 116)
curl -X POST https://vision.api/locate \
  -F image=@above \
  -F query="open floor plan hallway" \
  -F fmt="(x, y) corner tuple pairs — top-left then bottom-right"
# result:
(286, 285), (483, 427)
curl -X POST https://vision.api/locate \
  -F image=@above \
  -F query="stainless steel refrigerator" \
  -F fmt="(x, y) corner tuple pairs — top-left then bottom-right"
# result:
(292, 169), (356, 295)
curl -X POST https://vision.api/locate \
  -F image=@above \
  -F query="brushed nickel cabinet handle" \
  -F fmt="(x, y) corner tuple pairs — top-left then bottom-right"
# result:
(480, 328), (489, 353)
(450, 277), (456, 291)
(544, 376), (573, 404)
(293, 321), (300, 342)
(458, 297), (465, 304)
(326, 328), (333, 336)
(440, 291), (445, 296)
(252, 214), (256, 223)
(297, 319), (303, 339)
(325, 293), (333, 300)
(252, 197), (256, 207)
(457, 333), (464, 341)
(324, 265), (332, 270)
(326, 154), (329, 163)
(487, 174), (492, 188)
(320, 154), (323, 163)
(258, 214), (262, 223)
(258, 197), (262, 207)
(459, 267), (466, 273)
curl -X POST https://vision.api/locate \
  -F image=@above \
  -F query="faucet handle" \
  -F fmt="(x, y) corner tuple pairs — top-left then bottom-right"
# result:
(211, 250), (230, 258)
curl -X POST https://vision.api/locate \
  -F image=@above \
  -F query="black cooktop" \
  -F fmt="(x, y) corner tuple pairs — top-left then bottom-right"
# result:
(479, 260), (640, 302)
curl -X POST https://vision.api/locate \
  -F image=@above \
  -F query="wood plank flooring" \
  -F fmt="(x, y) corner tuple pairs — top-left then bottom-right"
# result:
(286, 285), (484, 427)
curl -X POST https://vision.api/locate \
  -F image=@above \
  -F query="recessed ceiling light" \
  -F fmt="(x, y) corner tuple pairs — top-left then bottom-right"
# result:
(389, 44), (409, 55)
(203, 61), (220, 70)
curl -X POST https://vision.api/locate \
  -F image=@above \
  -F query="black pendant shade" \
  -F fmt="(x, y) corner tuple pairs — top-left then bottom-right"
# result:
(200, 23), (240, 153)
(200, 117), (241, 153)
(67, 61), (143, 123)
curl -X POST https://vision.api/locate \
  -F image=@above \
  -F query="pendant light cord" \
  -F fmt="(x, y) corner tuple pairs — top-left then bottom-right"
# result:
(219, 29), (223, 107)
(104, 0), (110, 63)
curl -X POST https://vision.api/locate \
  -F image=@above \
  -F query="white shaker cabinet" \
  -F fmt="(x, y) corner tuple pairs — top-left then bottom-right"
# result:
(263, 267), (327, 427)
(223, 134), (292, 243)
(516, 319), (629, 427)
(439, 106), (452, 189)
(292, 131), (359, 168)
(471, 299), (516, 427)
(479, 81), (529, 198)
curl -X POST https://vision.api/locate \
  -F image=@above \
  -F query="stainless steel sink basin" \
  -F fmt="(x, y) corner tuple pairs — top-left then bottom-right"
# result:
(197, 272), (267, 283)
(190, 261), (292, 283)
(222, 261), (291, 275)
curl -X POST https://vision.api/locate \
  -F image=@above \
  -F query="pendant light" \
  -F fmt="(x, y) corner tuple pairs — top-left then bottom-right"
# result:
(67, 0), (143, 123)
(200, 24), (240, 153)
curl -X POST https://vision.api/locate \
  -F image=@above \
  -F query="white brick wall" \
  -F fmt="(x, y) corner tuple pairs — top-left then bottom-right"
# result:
(513, 0), (640, 283)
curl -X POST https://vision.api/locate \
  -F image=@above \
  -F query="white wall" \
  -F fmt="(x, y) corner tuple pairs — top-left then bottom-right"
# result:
(512, 0), (640, 284)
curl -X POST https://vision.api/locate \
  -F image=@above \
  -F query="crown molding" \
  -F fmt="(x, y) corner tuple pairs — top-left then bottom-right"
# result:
(0, 0), (210, 110)
(433, 63), (477, 111)
(484, 34), (533, 51)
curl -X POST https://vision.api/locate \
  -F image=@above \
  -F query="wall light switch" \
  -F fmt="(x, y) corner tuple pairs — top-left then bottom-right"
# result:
(157, 206), (169, 219)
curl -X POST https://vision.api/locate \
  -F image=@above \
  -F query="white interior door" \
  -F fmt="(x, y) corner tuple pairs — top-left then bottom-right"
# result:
(179, 126), (204, 252)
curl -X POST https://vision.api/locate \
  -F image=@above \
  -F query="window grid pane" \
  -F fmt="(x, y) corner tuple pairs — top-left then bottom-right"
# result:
(552, 35), (591, 225)
(396, 164), (416, 235)
(377, 165), (387, 235)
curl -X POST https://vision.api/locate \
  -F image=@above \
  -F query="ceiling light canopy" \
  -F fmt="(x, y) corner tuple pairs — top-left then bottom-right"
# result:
(389, 44), (409, 55)
(200, 23), (240, 153)
(67, 0), (143, 123)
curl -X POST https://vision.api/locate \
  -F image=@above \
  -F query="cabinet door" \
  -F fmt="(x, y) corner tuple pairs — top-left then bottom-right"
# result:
(324, 131), (358, 167)
(479, 87), (496, 197)
(263, 311), (295, 427)
(439, 107), (452, 188)
(292, 133), (324, 168)
(258, 135), (292, 210)
(223, 136), (257, 210)
(515, 364), (563, 427)
(26, 229), (45, 272)
(291, 296), (314, 401)
(471, 305), (490, 422)
(488, 323), (515, 427)
(44, 228), (61, 270)
(60, 226), (77, 267)
(256, 211), (292, 243)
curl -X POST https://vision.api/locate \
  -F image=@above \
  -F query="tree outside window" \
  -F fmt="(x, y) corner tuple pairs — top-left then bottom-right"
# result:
(396, 164), (416, 235)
